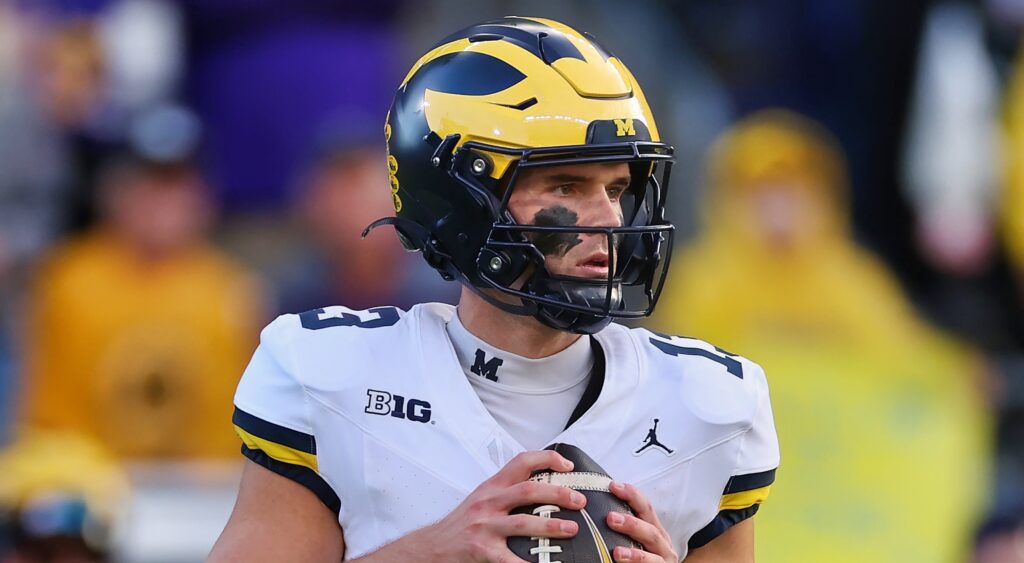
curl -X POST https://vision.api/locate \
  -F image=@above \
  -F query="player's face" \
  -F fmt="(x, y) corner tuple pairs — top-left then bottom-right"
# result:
(507, 162), (629, 280)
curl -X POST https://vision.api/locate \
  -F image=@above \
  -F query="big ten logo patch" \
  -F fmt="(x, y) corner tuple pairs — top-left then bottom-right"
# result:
(365, 389), (432, 423)
(384, 122), (402, 212)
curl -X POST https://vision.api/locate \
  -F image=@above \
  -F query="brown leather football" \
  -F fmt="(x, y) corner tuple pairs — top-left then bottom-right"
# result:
(507, 443), (639, 563)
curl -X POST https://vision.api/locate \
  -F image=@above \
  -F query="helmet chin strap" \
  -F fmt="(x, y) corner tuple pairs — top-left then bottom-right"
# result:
(463, 278), (537, 317)
(526, 276), (622, 334)
(466, 263), (620, 334)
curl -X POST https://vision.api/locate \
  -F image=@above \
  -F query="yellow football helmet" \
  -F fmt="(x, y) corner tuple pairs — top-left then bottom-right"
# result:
(372, 16), (675, 333)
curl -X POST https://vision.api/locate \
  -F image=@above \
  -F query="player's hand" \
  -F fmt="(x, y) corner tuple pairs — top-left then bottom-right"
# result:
(426, 450), (586, 562)
(606, 481), (679, 562)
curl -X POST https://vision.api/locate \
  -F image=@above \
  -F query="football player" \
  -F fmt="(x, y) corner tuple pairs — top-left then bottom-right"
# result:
(210, 17), (778, 563)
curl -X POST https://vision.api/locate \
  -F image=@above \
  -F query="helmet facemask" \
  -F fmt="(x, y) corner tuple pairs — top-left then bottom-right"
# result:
(456, 140), (676, 334)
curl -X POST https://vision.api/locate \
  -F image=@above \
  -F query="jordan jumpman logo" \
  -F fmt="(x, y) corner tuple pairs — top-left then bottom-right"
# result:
(634, 418), (674, 455)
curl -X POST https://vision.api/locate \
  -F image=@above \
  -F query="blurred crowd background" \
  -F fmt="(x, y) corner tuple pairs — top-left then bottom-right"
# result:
(0, 0), (1022, 561)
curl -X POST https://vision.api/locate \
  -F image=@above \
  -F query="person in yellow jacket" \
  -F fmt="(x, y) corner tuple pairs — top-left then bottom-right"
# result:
(21, 144), (266, 459)
(654, 110), (992, 563)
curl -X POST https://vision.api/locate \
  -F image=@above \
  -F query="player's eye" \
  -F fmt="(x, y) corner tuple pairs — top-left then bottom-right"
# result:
(552, 183), (574, 196)
(606, 186), (626, 201)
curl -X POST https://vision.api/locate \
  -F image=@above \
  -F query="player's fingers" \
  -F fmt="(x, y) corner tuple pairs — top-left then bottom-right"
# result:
(491, 512), (579, 539)
(609, 481), (663, 529)
(493, 480), (586, 512)
(493, 451), (574, 485)
(606, 513), (671, 560)
(607, 512), (675, 560)
(612, 545), (658, 562)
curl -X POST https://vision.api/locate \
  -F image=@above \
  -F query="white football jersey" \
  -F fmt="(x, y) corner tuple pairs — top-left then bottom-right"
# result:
(232, 303), (779, 560)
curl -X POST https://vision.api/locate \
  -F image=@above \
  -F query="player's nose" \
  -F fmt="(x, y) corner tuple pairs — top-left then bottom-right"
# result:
(581, 191), (624, 229)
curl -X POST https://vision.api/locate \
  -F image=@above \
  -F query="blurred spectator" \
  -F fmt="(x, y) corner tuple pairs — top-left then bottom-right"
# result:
(897, 0), (1024, 364)
(0, 5), (74, 276)
(19, 106), (267, 459)
(653, 110), (992, 563)
(903, 1), (1002, 278)
(0, 2), (77, 456)
(273, 125), (457, 314)
(0, 428), (129, 563)
(3, 0), (183, 233)
(19, 11), (118, 233)
(666, 0), (931, 284)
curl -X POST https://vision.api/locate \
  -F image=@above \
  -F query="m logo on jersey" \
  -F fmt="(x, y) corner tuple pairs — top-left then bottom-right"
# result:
(633, 418), (674, 456)
(365, 389), (432, 423)
(470, 349), (503, 382)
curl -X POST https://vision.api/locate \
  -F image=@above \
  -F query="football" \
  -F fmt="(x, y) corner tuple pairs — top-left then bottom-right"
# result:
(508, 443), (639, 563)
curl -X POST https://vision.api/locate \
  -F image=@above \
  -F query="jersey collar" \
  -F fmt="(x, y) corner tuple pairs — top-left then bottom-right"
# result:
(445, 310), (593, 391)
(415, 303), (640, 473)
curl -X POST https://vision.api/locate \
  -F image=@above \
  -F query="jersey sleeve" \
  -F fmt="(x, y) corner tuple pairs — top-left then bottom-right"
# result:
(232, 315), (340, 514)
(689, 362), (779, 550)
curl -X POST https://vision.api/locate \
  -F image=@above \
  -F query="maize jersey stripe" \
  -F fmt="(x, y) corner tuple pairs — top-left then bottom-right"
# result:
(233, 407), (316, 454)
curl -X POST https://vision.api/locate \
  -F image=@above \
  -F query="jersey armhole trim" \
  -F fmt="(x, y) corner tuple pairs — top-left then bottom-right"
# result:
(233, 407), (317, 454)
(724, 468), (776, 494)
(687, 466), (777, 550)
(686, 504), (759, 551)
(233, 407), (318, 471)
(720, 485), (771, 511)
(720, 467), (776, 511)
(241, 444), (342, 516)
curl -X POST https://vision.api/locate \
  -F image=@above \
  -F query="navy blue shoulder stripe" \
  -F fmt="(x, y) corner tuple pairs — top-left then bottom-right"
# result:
(233, 407), (316, 455)
(687, 505), (759, 550)
(723, 468), (776, 494)
(242, 445), (340, 515)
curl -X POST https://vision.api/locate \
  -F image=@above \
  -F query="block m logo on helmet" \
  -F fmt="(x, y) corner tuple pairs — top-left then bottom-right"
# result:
(614, 118), (635, 137)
